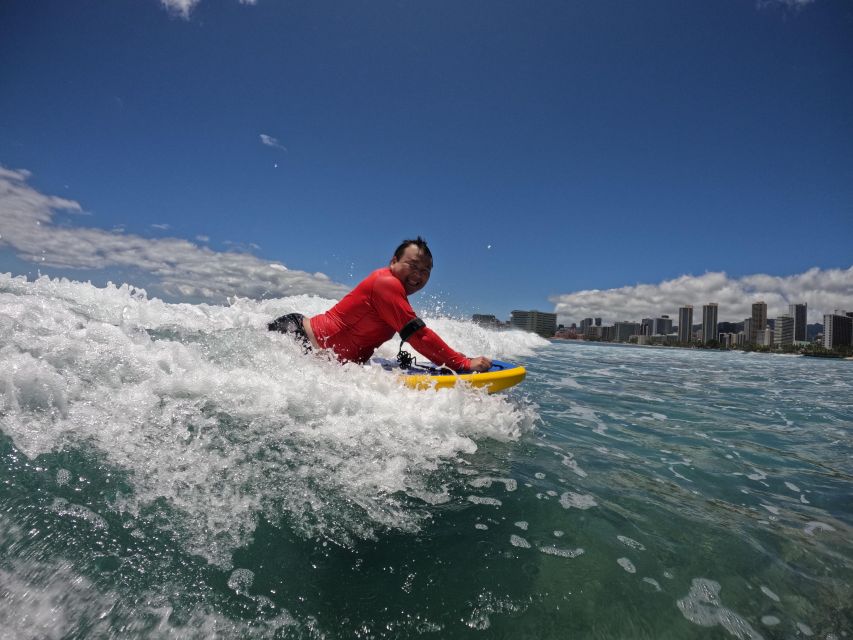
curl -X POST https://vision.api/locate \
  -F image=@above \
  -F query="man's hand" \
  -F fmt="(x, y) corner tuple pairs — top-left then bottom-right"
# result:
(468, 356), (492, 372)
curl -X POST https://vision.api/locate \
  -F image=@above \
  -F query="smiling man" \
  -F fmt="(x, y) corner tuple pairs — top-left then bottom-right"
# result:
(269, 237), (492, 372)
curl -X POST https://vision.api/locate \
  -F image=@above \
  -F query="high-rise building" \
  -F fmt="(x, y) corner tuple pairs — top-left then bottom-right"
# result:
(594, 317), (602, 327)
(652, 315), (673, 335)
(678, 306), (693, 344)
(472, 314), (497, 327)
(774, 315), (794, 347)
(788, 303), (807, 342)
(614, 321), (642, 342)
(511, 310), (557, 338)
(579, 318), (593, 333)
(751, 301), (767, 344)
(702, 303), (718, 343)
(823, 311), (853, 350)
(641, 318), (653, 336)
(584, 324), (602, 339)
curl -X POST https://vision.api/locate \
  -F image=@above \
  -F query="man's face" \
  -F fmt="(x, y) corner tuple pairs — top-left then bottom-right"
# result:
(390, 245), (432, 295)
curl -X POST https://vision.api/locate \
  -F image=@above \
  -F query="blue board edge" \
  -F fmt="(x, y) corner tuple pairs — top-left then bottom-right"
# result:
(371, 358), (519, 377)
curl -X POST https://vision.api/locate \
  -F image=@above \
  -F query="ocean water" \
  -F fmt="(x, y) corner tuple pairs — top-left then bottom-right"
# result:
(1, 274), (851, 639)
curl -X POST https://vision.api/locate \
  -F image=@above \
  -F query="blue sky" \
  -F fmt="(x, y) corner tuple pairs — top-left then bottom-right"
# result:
(1, 0), (852, 323)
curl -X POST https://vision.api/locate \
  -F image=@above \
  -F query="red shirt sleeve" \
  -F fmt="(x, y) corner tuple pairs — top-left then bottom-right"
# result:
(372, 273), (472, 372)
(408, 328), (472, 372)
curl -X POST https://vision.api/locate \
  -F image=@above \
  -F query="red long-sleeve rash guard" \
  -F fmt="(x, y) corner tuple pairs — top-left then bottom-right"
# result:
(309, 268), (472, 371)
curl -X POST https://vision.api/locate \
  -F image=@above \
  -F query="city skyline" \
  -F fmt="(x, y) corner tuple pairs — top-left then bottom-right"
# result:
(551, 274), (852, 326)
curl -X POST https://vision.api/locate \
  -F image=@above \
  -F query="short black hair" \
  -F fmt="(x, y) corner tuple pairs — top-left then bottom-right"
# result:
(393, 236), (432, 261)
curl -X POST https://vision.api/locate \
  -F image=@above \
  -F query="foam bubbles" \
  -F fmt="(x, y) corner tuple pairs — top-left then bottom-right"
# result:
(676, 578), (763, 640)
(559, 492), (597, 510)
(796, 622), (814, 636)
(617, 535), (645, 551)
(539, 546), (584, 558)
(510, 534), (531, 548)
(804, 521), (836, 536)
(760, 586), (780, 602)
(227, 568), (255, 594)
(55, 468), (71, 486)
(467, 496), (502, 507)
(642, 577), (661, 591)
(50, 498), (108, 530)
(617, 558), (636, 574)
(468, 477), (518, 492)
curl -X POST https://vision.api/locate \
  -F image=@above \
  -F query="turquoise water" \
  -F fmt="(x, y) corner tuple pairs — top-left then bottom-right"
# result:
(1, 276), (851, 638)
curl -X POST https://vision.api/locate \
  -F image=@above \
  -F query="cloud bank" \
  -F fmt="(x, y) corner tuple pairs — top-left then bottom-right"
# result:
(0, 166), (349, 303)
(550, 268), (853, 325)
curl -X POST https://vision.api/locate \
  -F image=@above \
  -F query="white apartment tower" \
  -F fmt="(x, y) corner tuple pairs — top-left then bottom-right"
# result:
(775, 314), (794, 347)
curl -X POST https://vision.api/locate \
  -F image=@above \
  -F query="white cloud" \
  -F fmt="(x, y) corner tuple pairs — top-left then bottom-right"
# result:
(0, 166), (349, 303)
(159, 0), (256, 19)
(550, 268), (853, 325)
(758, 0), (816, 8)
(160, 0), (200, 19)
(259, 134), (287, 152)
(151, 223), (170, 230)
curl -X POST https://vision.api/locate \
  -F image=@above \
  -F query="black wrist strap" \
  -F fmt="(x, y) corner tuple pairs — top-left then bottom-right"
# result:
(399, 317), (426, 343)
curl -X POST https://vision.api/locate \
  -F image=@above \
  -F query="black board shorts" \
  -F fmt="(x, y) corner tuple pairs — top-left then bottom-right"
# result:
(268, 313), (313, 353)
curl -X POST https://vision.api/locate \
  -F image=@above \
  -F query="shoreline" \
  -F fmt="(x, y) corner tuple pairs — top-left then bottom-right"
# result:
(548, 337), (852, 359)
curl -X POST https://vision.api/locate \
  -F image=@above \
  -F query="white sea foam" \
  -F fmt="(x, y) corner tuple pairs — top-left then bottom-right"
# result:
(642, 577), (661, 591)
(0, 274), (540, 566)
(468, 477), (518, 492)
(510, 534), (531, 548)
(50, 498), (108, 530)
(676, 578), (764, 640)
(617, 557), (636, 573)
(796, 622), (813, 636)
(804, 521), (836, 536)
(760, 586), (780, 602)
(559, 492), (597, 510)
(0, 513), (302, 640)
(560, 453), (588, 478)
(227, 568), (255, 594)
(514, 521), (528, 530)
(617, 535), (645, 551)
(55, 468), (70, 486)
(539, 545), (584, 558)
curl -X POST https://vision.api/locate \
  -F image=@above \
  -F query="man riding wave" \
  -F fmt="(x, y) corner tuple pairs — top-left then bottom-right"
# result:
(269, 237), (492, 372)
